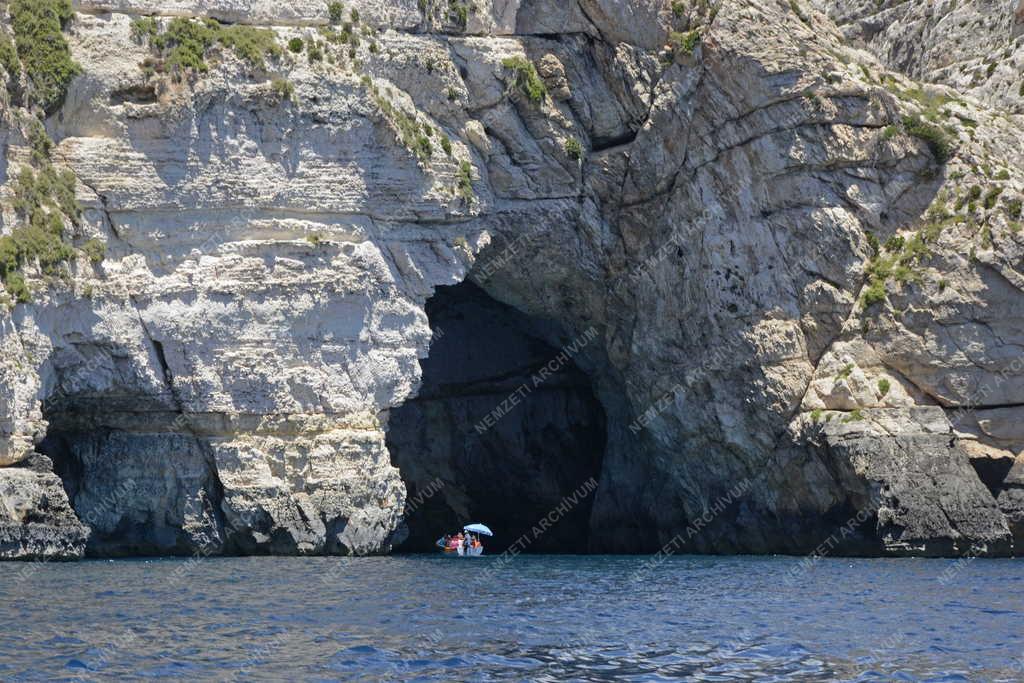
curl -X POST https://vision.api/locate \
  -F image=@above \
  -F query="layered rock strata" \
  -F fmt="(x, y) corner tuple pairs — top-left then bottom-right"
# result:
(0, 0), (1023, 558)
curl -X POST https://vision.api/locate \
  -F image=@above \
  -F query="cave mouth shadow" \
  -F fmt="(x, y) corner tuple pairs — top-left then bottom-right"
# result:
(386, 281), (606, 554)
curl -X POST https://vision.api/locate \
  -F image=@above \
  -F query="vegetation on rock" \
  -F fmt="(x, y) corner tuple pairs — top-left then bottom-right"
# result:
(9, 0), (80, 112)
(901, 114), (954, 164)
(0, 143), (81, 302)
(457, 160), (474, 202)
(0, 33), (19, 89)
(565, 137), (583, 161)
(137, 17), (283, 77)
(668, 29), (702, 57)
(271, 77), (294, 100)
(501, 56), (546, 104)
(327, 2), (344, 24)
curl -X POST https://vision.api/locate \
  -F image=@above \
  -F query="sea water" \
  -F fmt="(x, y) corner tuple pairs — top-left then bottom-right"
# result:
(1, 554), (1022, 681)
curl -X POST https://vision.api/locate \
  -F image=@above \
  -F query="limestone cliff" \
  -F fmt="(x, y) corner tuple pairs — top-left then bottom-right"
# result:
(1, 0), (1023, 559)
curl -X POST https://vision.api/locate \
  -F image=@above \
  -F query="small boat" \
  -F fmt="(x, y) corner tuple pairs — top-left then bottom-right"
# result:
(437, 523), (492, 557)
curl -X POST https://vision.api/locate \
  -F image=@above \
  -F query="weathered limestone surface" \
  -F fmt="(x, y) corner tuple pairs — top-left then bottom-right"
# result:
(0, 455), (88, 560)
(813, 0), (1024, 113)
(1, 0), (1023, 558)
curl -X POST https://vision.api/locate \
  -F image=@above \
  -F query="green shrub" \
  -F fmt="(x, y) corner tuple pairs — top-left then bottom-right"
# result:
(217, 24), (283, 69)
(862, 278), (887, 307)
(28, 119), (53, 164)
(901, 114), (954, 164)
(82, 238), (105, 264)
(668, 29), (701, 56)
(501, 56), (546, 104)
(1007, 198), (1022, 220)
(351, 8), (360, 23)
(307, 41), (323, 62)
(271, 77), (294, 99)
(447, 87), (458, 101)
(457, 160), (473, 201)
(288, 37), (304, 53)
(440, 135), (452, 156)
(983, 187), (1002, 210)
(10, 0), (81, 112)
(130, 17), (159, 43)
(450, 3), (468, 28)
(0, 33), (21, 82)
(415, 134), (432, 159)
(147, 18), (282, 76)
(881, 125), (898, 141)
(877, 378), (891, 397)
(328, 2), (344, 24)
(995, 169), (1010, 180)
(865, 231), (880, 256)
(671, 1), (686, 18)
(565, 137), (582, 160)
(810, 408), (823, 423)
(155, 17), (215, 73)
(0, 163), (79, 303)
(883, 235), (904, 253)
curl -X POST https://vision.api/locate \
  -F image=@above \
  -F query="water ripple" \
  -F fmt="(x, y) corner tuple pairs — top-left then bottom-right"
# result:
(0, 555), (1022, 680)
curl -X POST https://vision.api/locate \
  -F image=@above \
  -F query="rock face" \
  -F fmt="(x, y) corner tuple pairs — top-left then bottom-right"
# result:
(0, 0), (1023, 559)
(813, 0), (1024, 113)
(0, 455), (88, 560)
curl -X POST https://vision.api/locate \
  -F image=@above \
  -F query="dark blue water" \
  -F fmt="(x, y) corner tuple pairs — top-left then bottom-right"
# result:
(1, 555), (1022, 681)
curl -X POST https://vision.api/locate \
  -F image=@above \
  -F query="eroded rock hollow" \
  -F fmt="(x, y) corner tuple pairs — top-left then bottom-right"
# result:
(387, 281), (605, 552)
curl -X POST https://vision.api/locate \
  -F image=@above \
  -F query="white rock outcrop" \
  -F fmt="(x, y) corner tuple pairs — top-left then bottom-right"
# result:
(1, 0), (1023, 558)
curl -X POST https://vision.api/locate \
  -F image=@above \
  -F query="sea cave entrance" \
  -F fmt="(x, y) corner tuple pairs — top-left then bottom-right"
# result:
(386, 281), (606, 553)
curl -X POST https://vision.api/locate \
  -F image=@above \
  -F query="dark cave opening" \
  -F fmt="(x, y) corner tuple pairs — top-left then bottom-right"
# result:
(386, 281), (606, 553)
(36, 400), (225, 557)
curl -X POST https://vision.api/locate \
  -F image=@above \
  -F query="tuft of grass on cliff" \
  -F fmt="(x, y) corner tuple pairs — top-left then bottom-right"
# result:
(8, 0), (81, 113)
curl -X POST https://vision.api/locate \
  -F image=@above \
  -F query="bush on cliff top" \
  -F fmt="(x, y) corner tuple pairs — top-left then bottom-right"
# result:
(9, 0), (80, 112)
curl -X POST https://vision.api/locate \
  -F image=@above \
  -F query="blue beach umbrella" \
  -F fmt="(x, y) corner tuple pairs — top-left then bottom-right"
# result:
(463, 523), (493, 536)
